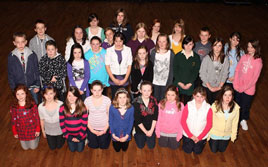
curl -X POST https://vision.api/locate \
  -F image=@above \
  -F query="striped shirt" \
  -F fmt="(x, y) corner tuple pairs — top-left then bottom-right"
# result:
(84, 95), (111, 130)
(59, 106), (88, 141)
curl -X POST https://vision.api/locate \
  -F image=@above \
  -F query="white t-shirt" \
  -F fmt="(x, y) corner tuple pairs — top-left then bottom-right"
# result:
(153, 50), (170, 86)
(72, 59), (85, 90)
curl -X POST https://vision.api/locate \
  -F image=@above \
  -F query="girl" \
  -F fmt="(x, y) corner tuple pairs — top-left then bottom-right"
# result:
(127, 22), (155, 56)
(173, 35), (201, 105)
(85, 36), (110, 95)
(65, 25), (90, 61)
(101, 27), (114, 49)
(67, 43), (90, 101)
(233, 40), (263, 131)
(150, 33), (174, 102)
(155, 85), (184, 149)
(59, 86), (88, 152)
(109, 88), (134, 152)
(199, 38), (229, 104)
(85, 13), (105, 42)
(208, 85), (240, 153)
(169, 19), (185, 55)
(181, 87), (212, 154)
(85, 80), (111, 149)
(38, 85), (65, 150)
(133, 81), (158, 149)
(110, 8), (133, 43)
(224, 32), (245, 87)
(39, 40), (67, 101)
(105, 32), (132, 99)
(10, 84), (40, 150)
(131, 45), (154, 98)
(150, 19), (161, 45)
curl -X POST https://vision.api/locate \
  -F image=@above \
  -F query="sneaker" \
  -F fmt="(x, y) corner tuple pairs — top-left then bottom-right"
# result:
(240, 120), (248, 131)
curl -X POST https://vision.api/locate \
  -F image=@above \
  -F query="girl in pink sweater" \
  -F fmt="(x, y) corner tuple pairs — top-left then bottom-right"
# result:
(155, 85), (184, 149)
(233, 40), (263, 131)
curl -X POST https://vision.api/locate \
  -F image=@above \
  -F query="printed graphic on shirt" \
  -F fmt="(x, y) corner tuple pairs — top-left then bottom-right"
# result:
(72, 67), (84, 81)
(242, 58), (253, 74)
(165, 108), (176, 114)
(88, 55), (105, 74)
(154, 57), (169, 83)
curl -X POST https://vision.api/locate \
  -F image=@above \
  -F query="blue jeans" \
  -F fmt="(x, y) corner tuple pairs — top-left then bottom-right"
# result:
(30, 88), (39, 104)
(134, 133), (156, 149)
(67, 140), (85, 152)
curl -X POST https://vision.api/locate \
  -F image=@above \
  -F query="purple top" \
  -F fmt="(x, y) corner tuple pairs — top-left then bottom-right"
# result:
(101, 42), (113, 50)
(115, 50), (122, 64)
(127, 39), (155, 56)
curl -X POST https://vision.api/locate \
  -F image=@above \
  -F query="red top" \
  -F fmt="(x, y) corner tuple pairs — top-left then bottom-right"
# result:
(10, 104), (40, 141)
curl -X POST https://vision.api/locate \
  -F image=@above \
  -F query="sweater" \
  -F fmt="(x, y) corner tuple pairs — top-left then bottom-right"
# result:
(173, 50), (201, 95)
(127, 39), (155, 56)
(39, 54), (67, 90)
(8, 47), (40, 90)
(199, 55), (229, 88)
(85, 48), (110, 86)
(155, 102), (184, 141)
(224, 43), (245, 83)
(67, 59), (90, 97)
(110, 23), (134, 43)
(133, 96), (159, 134)
(181, 99), (212, 140)
(233, 54), (263, 95)
(109, 105), (134, 141)
(208, 102), (240, 142)
(10, 104), (40, 141)
(59, 106), (88, 141)
(29, 34), (54, 61)
(169, 35), (183, 55)
(150, 48), (174, 87)
(130, 60), (154, 92)
(193, 41), (212, 62)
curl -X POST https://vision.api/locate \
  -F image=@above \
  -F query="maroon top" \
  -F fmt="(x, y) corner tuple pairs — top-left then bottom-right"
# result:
(127, 39), (155, 57)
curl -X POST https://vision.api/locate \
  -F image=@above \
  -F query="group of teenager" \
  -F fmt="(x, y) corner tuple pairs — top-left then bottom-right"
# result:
(8, 8), (263, 154)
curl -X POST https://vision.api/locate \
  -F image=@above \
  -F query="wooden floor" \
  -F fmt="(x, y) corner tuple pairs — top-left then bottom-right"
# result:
(0, 1), (267, 167)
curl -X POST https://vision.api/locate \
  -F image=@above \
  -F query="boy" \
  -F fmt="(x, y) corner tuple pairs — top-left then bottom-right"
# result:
(29, 19), (54, 61)
(39, 40), (66, 101)
(8, 32), (40, 104)
(193, 27), (212, 62)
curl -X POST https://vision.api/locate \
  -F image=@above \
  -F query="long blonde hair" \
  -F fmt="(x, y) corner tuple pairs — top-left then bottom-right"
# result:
(172, 19), (185, 43)
(132, 22), (149, 40)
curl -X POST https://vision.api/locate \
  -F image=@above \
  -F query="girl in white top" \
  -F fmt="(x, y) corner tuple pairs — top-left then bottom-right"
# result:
(65, 25), (90, 61)
(105, 32), (132, 99)
(85, 13), (105, 42)
(150, 19), (161, 44)
(84, 80), (111, 149)
(169, 19), (185, 55)
(38, 85), (65, 150)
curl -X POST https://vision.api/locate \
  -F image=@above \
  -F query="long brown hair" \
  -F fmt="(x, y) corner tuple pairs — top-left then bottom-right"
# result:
(112, 88), (132, 109)
(133, 45), (149, 69)
(215, 85), (235, 113)
(155, 33), (170, 52)
(11, 84), (35, 109)
(113, 8), (128, 27)
(193, 86), (207, 102)
(209, 38), (225, 64)
(160, 85), (181, 111)
(63, 86), (86, 117)
(149, 19), (161, 37)
(227, 32), (242, 61)
(247, 39), (261, 59)
(172, 19), (185, 43)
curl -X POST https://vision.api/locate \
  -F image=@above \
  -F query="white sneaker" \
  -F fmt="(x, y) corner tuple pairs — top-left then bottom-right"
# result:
(240, 120), (248, 131)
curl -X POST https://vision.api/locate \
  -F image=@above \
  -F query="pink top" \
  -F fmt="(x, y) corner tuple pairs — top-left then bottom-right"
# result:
(181, 104), (212, 141)
(155, 101), (184, 141)
(233, 54), (263, 95)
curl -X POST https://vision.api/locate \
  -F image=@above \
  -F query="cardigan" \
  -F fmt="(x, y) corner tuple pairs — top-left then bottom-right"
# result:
(67, 59), (90, 97)
(8, 47), (40, 90)
(85, 26), (105, 42)
(133, 95), (159, 135)
(233, 54), (263, 95)
(109, 105), (134, 141)
(130, 60), (154, 92)
(150, 48), (174, 87)
(173, 50), (201, 95)
(59, 106), (88, 141)
(208, 102), (240, 142)
(10, 104), (40, 141)
(155, 102), (184, 141)
(199, 55), (229, 88)
(65, 38), (91, 61)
